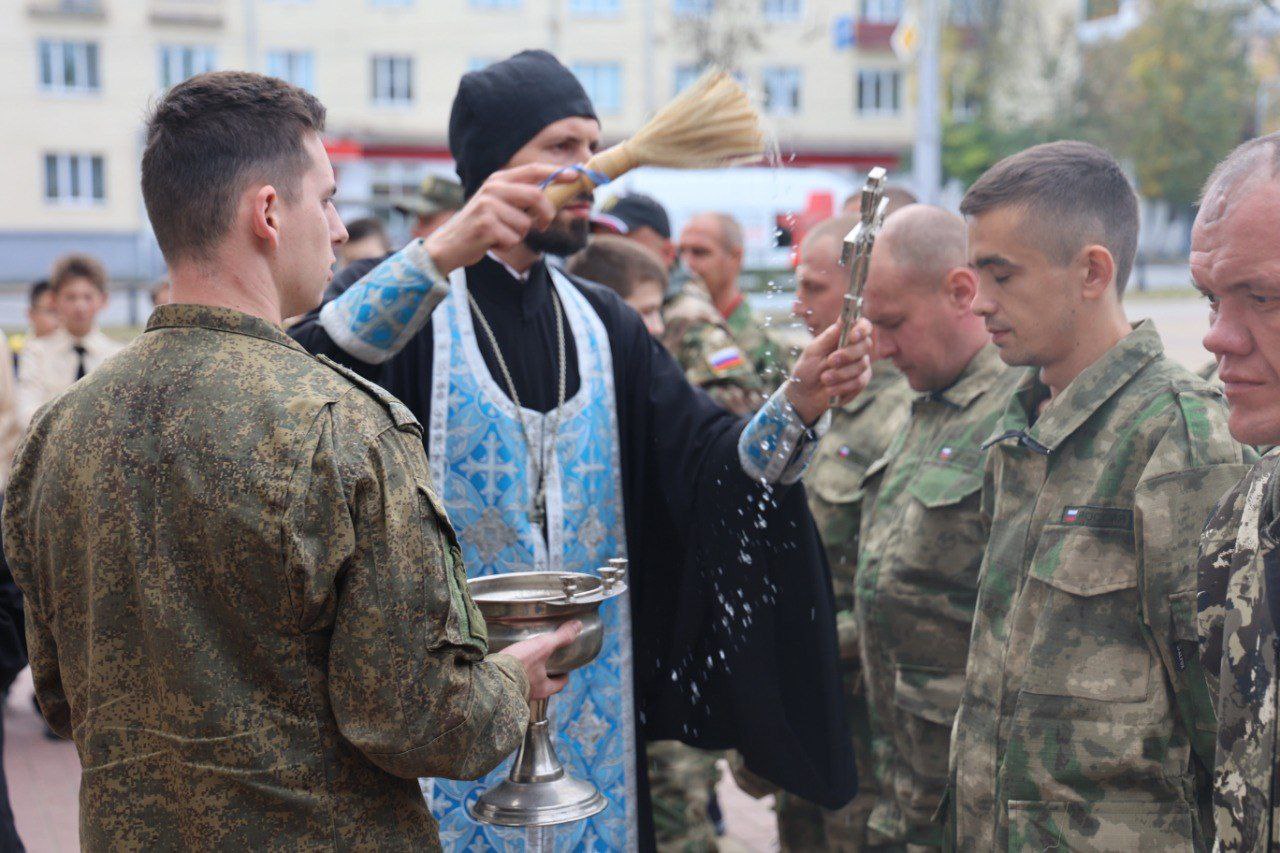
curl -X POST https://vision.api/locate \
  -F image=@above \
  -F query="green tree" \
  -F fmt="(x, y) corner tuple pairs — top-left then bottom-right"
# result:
(1077, 0), (1253, 206)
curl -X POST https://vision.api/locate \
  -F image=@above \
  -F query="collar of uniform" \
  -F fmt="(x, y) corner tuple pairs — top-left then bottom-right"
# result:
(1001, 319), (1163, 454)
(146, 304), (310, 355)
(843, 360), (904, 415)
(920, 343), (1003, 410)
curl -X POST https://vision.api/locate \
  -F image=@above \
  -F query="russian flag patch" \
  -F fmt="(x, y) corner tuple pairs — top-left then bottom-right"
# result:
(938, 446), (955, 462)
(709, 346), (746, 375)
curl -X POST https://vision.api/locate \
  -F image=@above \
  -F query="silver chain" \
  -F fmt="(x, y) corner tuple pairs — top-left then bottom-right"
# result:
(467, 284), (567, 528)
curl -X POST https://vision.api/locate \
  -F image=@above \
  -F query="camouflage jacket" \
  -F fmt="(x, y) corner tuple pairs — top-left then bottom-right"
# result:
(1198, 452), (1280, 852)
(809, 361), (914, 659)
(856, 344), (1016, 846)
(724, 291), (793, 390)
(948, 321), (1251, 851)
(662, 281), (767, 416)
(2, 305), (529, 851)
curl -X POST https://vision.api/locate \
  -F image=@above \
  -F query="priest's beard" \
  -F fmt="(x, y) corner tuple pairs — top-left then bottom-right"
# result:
(525, 215), (589, 257)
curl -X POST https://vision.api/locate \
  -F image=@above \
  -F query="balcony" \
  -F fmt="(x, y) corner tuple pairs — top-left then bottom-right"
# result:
(149, 0), (225, 27)
(27, 0), (106, 21)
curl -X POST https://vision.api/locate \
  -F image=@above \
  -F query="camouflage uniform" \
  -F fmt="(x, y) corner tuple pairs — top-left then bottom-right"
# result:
(724, 292), (793, 391)
(2, 305), (529, 851)
(856, 344), (1017, 850)
(947, 321), (1251, 850)
(767, 361), (913, 851)
(1198, 452), (1280, 852)
(649, 740), (723, 851)
(662, 281), (767, 416)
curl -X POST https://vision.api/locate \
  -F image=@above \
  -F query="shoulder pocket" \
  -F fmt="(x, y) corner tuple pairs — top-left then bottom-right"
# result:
(416, 484), (487, 648)
(894, 665), (965, 726)
(1167, 589), (1217, 770)
(906, 462), (983, 509)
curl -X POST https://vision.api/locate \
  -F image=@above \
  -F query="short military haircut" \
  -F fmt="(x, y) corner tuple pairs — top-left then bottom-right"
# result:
(345, 216), (388, 246)
(141, 71), (327, 265)
(50, 253), (107, 294)
(1201, 131), (1280, 205)
(567, 235), (668, 298)
(960, 140), (1140, 295)
(29, 279), (51, 306)
(694, 211), (743, 253)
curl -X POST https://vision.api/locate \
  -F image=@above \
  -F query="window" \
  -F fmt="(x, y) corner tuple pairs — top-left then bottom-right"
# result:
(571, 62), (622, 115)
(371, 55), (413, 104)
(569, 0), (620, 14)
(762, 66), (801, 115)
(157, 44), (216, 89)
(673, 63), (703, 95)
(673, 0), (712, 16)
(266, 50), (314, 91)
(860, 0), (902, 23)
(37, 39), (100, 93)
(44, 153), (105, 204)
(762, 0), (801, 21)
(856, 69), (901, 116)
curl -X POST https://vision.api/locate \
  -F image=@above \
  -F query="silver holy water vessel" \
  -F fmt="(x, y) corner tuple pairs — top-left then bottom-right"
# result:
(466, 559), (629, 827)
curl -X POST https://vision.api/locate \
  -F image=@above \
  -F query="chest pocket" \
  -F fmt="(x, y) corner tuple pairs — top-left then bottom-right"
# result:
(1022, 522), (1150, 702)
(906, 461), (983, 509)
(417, 483), (487, 648)
(808, 444), (879, 505)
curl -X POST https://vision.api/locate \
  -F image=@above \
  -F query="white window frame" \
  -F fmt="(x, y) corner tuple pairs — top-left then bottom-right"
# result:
(157, 44), (216, 90)
(43, 153), (105, 206)
(860, 0), (902, 23)
(266, 49), (315, 91)
(37, 39), (100, 94)
(856, 68), (902, 116)
(762, 0), (802, 22)
(371, 54), (413, 105)
(570, 62), (623, 116)
(762, 66), (802, 116)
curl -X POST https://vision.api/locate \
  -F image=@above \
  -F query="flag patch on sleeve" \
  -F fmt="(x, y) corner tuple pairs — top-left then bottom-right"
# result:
(708, 346), (746, 374)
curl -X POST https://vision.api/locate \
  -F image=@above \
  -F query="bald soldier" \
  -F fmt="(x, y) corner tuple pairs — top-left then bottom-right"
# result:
(948, 141), (1251, 850)
(1194, 131), (1280, 852)
(2, 71), (577, 850)
(849, 206), (1018, 850)
(769, 214), (914, 850)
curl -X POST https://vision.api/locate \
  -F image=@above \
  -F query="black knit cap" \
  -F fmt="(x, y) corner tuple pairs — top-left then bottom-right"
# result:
(448, 50), (599, 197)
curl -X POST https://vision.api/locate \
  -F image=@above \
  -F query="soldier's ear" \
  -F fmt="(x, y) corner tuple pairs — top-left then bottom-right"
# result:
(249, 184), (282, 250)
(944, 266), (978, 313)
(1079, 244), (1116, 301)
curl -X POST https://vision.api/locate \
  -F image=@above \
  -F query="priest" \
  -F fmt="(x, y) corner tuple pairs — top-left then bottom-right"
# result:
(291, 50), (865, 851)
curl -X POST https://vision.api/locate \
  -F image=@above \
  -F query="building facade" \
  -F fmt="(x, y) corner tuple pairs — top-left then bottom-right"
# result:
(2, 0), (923, 281)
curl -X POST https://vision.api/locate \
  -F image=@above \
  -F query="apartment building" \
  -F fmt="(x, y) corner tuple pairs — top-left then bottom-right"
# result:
(2, 0), (920, 281)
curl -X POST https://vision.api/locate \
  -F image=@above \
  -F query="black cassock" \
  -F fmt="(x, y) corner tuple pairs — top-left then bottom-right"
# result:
(293, 254), (856, 848)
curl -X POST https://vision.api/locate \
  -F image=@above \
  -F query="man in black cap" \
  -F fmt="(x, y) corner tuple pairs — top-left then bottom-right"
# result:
(591, 192), (676, 268)
(292, 49), (865, 851)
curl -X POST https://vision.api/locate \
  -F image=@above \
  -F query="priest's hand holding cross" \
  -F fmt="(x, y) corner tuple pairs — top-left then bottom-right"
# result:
(785, 317), (874, 425)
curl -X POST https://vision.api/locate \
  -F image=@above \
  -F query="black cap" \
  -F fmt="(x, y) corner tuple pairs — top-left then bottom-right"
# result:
(591, 193), (671, 239)
(448, 50), (598, 197)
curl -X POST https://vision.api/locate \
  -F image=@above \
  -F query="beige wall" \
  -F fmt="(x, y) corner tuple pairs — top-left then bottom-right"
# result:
(2, 0), (915, 271)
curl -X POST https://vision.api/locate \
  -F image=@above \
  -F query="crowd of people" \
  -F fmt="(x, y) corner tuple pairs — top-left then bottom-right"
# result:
(1, 47), (1279, 853)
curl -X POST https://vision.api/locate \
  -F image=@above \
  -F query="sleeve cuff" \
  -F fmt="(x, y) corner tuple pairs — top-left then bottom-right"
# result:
(488, 652), (531, 701)
(737, 385), (829, 485)
(319, 238), (450, 365)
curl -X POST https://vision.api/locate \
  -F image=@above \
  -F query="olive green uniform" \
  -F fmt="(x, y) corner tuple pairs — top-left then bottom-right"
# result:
(856, 345), (1017, 849)
(947, 321), (1250, 850)
(662, 281), (767, 416)
(724, 293), (793, 391)
(2, 305), (529, 851)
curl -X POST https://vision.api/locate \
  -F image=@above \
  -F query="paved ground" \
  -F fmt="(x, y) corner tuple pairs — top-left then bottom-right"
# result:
(0, 293), (1213, 852)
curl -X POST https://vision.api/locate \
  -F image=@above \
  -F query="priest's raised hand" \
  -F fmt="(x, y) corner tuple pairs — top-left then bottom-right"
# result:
(785, 317), (874, 425)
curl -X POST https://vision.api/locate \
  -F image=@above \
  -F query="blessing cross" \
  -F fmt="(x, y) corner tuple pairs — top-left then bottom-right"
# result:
(831, 166), (889, 405)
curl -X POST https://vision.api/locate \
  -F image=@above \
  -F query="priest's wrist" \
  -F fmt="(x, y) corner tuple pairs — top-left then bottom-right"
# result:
(784, 378), (827, 427)
(424, 232), (465, 278)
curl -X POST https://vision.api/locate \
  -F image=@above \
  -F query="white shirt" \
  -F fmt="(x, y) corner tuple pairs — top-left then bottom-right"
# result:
(17, 327), (124, 429)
